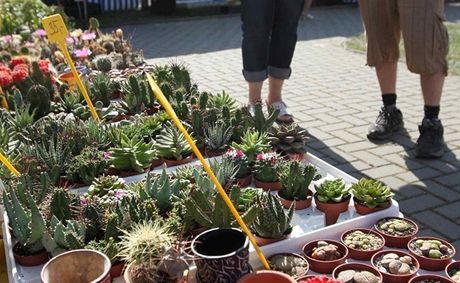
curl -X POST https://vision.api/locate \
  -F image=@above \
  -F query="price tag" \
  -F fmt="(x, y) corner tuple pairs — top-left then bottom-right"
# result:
(42, 14), (69, 45)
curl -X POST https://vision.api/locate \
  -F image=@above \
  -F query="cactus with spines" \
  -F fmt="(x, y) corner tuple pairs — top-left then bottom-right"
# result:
(89, 72), (114, 106)
(112, 196), (159, 227)
(95, 56), (112, 73)
(191, 108), (204, 148)
(278, 161), (321, 201)
(15, 172), (51, 204)
(231, 108), (246, 142)
(42, 216), (86, 256)
(88, 17), (102, 37)
(2, 188), (46, 254)
(27, 84), (50, 119)
(65, 146), (107, 184)
(242, 102), (278, 133)
(251, 192), (294, 239)
(104, 213), (121, 240)
(84, 203), (105, 241)
(120, 75), (150, 114)
(50, 188), (72, 222)
(140, 169), (180, 213)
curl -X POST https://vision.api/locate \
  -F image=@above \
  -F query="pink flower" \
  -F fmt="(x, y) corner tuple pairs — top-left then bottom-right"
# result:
(34, 29), (47, 37)
(81, 32), (96, 41)
(115, 189), (124, 200)
(103, 151), (110, 160)
(74, 48), (92, 58)
(256, 153), (264, 161)
(235, 150), (244, 158)
(80, 197), (88, 206)
(66, 36), (75, 45)
(1, 35), (12, 43)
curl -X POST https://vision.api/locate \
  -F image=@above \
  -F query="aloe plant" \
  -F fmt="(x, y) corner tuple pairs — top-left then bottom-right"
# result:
(231, 130), (271, 164)
(89, 72), (115, 107)
(155, 122), (192, 160)
(204, 120), (233, 151)
(314, 179), (350, 203)
(243, 102), (279, 133)
(139, 169), (180, 213)
(108, 133), (156, 173)
(42, 215), (86, 256)
(208, 91), (238, 113)
(278, 161), (321, 201)
(351, 178), (393, 208)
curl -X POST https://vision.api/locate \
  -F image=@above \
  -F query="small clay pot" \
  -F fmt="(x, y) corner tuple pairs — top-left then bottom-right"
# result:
(254, 233), (289, 246)
(267, 253), (309, 279)
(332, 263), (383, 283)
(236, 174), (253, 188)
(314, 195), (350, 226)
(371, 250), (419, 283)
(237, 270), (297, 283)
(255, 179), (282, 191)
(374, 217), (418, 248)
(340, 228), (385, 260)
(163, 154), (194, 167)
(288, 153), (305, 161)
(118, 167), (150, 177)
(408, 274), (455, 283)
(111, 114), (132, 122)
(206, 148), (228, 157)
(109, 261), (125, 279)
(278, 190), (313, 210)
(407, 237), (456, 271)
(296, 275), (332, 282)
(353, 197), (391, 215)
(150, 158), (163, 169)
(13, 244), (49, 266)
(446, 260), (460, 282)
(303, 240), (348, 274)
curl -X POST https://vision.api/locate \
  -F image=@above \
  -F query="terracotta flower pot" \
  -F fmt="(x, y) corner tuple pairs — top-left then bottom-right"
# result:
(237, 270), (296, 283)
(278, 190), (313, 210)
(254, 233), (289, 246)
(206, 148), (228, 157)
(303, 240), (348, 274)
(41, 249), (111, 283)
(353, 197), (391, 215)
(236, 174), (253, 188)
(332, 263), (383, 283)
(150, 158), (163, 169)
(371, 250), (419, 283)
(296, 275), (332, 282)
(13, 244), (49, 267)
(446, 260), (460, 282)
(407, 237), (456, 271)
(374, 217), (418, 248)
(267, 253), (309, 279)
(314, 195), (350, 226)
(288, 153), (305, 161)
(340, 228), (385, 260)
(192, 228), (250, 283)
(408, 274), (455, 283)
(255, 179), (282, 191)
(118, 167), (150, 177)
(163, 154), (194, 167)
(109, 261), (125, 279)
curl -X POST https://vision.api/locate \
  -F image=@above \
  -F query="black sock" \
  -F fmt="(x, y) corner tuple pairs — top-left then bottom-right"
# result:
(382, 93), (397, 107)
(424, 105), (440, 120)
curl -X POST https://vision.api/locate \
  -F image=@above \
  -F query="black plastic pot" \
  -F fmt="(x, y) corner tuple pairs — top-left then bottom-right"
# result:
(192, 228), (250, 283)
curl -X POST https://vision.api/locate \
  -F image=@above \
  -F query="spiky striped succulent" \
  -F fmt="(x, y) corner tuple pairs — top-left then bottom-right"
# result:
(155, 122), (192, 160)
(269, 124), (308, 155)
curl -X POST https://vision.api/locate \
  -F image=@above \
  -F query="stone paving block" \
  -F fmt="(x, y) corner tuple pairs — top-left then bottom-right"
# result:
(435, 171), (460, 187)
(412, 180), (460, 201)
(435, 201), (460, 221)
(398, 194), (445, 214)
(351, 151), (391, 168)
(362, 164), (407, 179)
(453, 240), (460, 260)
(416, 159), (459, 174)
(332, 130), (363, 143)
(379, 177), (425, 198)
(338, 141), (379, 153)
(412, 211), (460, 240)
(337, 160), (372, 175)
(382, 153), (425, 170)
(396, 167), (443, 183)
(416, 228), (447, 241)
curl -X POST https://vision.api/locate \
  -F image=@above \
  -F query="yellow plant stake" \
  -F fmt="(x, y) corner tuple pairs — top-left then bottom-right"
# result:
(0, 152), (20, 177)
(42, 14), (100, 123)
(146, 74), (270, 270)
(0, 86), (9, 111)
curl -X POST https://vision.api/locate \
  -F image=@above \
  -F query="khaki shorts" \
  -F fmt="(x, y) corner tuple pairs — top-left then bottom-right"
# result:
(359, 0), (449, 75)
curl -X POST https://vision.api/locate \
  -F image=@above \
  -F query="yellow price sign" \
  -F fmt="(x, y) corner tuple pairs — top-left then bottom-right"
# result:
(42, 14), (100, 123)
(0, 86), (9, 111)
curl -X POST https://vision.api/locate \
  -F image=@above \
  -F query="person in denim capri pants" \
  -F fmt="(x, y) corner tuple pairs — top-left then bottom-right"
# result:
(241, 0), (304, 123)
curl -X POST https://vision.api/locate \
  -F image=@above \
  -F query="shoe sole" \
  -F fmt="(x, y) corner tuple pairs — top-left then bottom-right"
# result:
(367, 126), (404, 141)
(415, 148), (444, 158)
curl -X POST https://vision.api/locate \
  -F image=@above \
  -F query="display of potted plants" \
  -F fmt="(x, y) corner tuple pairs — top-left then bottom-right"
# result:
(65, 145), (107, 186)
(253, 152), (282, 191)
(332, 263), (383, 283)
(302, 240), (348, 274)
(268, 253), (309, 279)
(351, 178), (393, 215)
(374, 217), (418, 248)
(155, 121), (193, 167)
(251, 192), (294, 246)
(446, 260), (460, 283)
(269, 123), (308, 160)
(86, 237), (124, 279)
(314, 178), (351, 225)
(231, 129), (271, 164)
(224, 149), (252, 187)
(83, 175), (132, 208)
(204, 120), (233, 157)
(371, 250), (419, 283)
(341, 229), (385, 260)
(192, 228), (251, 283)
(408, 274), (456, 283)
(237, 270), (297, 283)
(407, 237), (456, 271)
(277, 161), (321, 210)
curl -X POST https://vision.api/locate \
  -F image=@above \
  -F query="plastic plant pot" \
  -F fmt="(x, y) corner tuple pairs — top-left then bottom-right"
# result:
(303, 240), (348, 274)
(407, 237), (456, 271)
(340, 228), (385, 260)
(371, 250), (419, 283)
(408, 274), (455, 283)
(374, 217), (418, 248)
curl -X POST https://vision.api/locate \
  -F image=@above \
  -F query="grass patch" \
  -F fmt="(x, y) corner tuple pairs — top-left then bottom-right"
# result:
(345, 22), (460, 76)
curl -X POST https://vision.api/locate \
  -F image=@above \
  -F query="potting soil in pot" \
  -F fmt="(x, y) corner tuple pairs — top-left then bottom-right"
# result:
(337, 270), (380, 283)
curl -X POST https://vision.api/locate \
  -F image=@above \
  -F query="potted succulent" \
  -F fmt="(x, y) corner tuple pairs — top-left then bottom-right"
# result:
(374, 217), (418, 248)
(371, 250), (419, 283)
(408, 274), (456, 283)
(297, 276), (340, 283)
(269, 123), (308, 160)
(341, 229), (385, 260)
(332, 263), (383, 283)
(236, 187), (260, 213)
(83, 175), (132, 209)
(314, 178), (351, 225)
(3, 189), (49, 266)
(268, 253), (309, 279)
(65, 146), (107, 186)
(302, 240), (348, 274)
(251, 192), (294, 246)
(351, 178), (393, 215)
(446, 261), (460, 282)
(277, 161), (321, 210)
(204, 120), (233, 157)
(237, 270), (297, 283)
(156, 122), (193, 167)
(86, 237), (124, 279)
(253, 152), (282, 191)
(407, 237), (456, 271)
(41, 249), (111, 283)
(192, 228), (250, 283)
(224, 149), (252, 187)
(231, 129), (271, 164)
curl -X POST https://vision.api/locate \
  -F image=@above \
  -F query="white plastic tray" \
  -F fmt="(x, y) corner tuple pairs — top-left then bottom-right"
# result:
(1, 153), (402, 283)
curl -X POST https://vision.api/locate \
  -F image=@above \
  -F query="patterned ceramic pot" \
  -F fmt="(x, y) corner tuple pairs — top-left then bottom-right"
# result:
(192, 228), (250, 283)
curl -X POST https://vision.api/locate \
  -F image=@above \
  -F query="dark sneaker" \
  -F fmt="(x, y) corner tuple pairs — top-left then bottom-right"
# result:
(367, 106), (404, 140)
(415, 118), (445, 158)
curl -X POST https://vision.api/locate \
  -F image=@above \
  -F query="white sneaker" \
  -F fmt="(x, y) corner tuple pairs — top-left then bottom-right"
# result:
(268, 101), (294, 123)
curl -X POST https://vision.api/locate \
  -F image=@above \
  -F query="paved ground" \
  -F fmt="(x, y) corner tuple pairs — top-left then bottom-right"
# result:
(123, 4), (460, 256)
